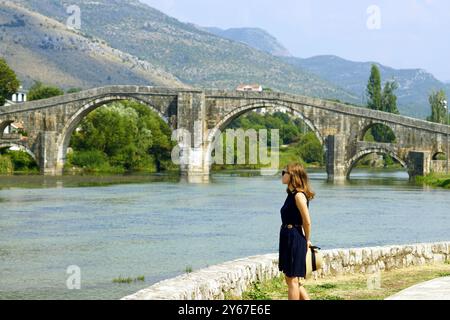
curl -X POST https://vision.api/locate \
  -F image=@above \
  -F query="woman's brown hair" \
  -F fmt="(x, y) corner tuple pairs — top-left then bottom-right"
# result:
(285, 162), (315, 201)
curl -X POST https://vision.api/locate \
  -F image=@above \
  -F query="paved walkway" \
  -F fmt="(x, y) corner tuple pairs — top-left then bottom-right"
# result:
(386, 277), (450, 300)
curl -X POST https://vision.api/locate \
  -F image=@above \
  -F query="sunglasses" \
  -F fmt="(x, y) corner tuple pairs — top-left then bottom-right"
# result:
(282, 170), (289, 176)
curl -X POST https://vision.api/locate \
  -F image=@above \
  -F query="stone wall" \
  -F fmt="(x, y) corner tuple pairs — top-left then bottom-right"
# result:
(431, 160), (448, 174)
(121, 241), (450, 300)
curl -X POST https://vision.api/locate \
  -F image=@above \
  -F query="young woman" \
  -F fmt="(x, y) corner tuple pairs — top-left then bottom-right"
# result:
(279, 162), (315, 300)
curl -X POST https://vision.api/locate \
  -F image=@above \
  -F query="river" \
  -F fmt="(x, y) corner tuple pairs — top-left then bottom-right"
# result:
(0, 169), (449, 300)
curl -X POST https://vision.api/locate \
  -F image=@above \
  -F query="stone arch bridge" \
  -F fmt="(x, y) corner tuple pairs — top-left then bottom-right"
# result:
(0, 86), (448, 181)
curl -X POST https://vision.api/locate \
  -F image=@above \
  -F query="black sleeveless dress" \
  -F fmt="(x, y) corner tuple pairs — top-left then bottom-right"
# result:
(278, 189), (309, 278)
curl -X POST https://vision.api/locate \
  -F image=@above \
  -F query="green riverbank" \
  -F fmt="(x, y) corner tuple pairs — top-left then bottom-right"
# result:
(416, 173), (450, 189)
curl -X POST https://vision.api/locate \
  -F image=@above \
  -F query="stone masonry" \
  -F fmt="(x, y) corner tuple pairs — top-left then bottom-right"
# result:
(121, 241), (450, 300)
(1, 86), (449, 181)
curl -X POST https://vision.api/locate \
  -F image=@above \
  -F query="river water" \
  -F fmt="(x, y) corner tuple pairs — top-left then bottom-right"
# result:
(0, 169), (449, 300)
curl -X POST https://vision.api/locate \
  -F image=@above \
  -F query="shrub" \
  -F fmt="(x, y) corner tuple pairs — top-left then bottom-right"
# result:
(5, 151), (38, 172)
(0, 155), (13, 174)
(28, 81), (64, 101)
(69, 101), (176, 172)
(297, 132), (325, 165)
(70, 150), (109, 169)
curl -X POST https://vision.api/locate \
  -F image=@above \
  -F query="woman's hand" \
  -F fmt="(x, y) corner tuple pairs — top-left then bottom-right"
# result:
(307, 240), (312, 248)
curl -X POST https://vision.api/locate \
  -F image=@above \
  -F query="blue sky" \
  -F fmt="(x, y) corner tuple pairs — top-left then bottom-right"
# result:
(141, 0), (450, 82)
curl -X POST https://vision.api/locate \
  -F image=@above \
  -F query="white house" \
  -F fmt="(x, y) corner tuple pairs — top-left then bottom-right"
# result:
(13, 86), (27, 102)
(4, 86), (27, 107)
(236, 84), (263, 92)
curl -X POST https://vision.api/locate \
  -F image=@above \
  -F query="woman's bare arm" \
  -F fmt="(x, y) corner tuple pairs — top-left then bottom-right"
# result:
(295, 193), (312, 245)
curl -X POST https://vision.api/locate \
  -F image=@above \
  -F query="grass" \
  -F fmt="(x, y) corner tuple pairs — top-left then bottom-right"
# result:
(185, 266), (193, 273)
(112, 275), (145, 284)
(232, 263), (450, 300)
(242, 281), (272, 300)
(438, 272), (450, 277)
(416, 173), (450, 189)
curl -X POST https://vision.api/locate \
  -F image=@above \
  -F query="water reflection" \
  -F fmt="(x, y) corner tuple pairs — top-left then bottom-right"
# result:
(179, 173), (211, 184)
(0, 167), (414, 189)
(0, 172), (182, 189)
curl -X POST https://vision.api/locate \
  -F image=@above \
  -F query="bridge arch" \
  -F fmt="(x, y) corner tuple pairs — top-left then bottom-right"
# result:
(345, 147), (408, 178)
(359, 122), (397, 143)
(432, 151), (447, 160)
(0, 120), (15, 138)
(56, 95), (170, 171)
(0, 143), (37, 162)
(205, 101), (326, 167)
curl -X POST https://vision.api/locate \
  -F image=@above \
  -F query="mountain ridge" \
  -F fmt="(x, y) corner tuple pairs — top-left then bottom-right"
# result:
(197, 24), (449, 119)
(197, 26), (292, 57)
(0, 0), (187, 90)
(284, 55), (450, 119)
(9, 0), (359, 104)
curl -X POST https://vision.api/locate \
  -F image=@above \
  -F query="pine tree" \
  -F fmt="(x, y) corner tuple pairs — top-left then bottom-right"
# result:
(382, 81), (399, 115)
(367, 64), (382, 111)
(427, 90), (447, 124)
(367, 65), (398, 142)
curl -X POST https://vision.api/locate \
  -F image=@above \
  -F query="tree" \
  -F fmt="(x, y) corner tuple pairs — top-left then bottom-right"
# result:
(0, 58), (20, 106)
(71, 103), (139, 169)
(366, 65), (399, 143)
(297, 132), (324, 165)
(382, 81), (399, 115)
(28, 81), (64, 101)
(427, 90), (447, 124)
(367, 64), (382, 111)
(370, 124), (396, 143)
(69, 100), (177, 172)
(126, 101), (176, 171)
